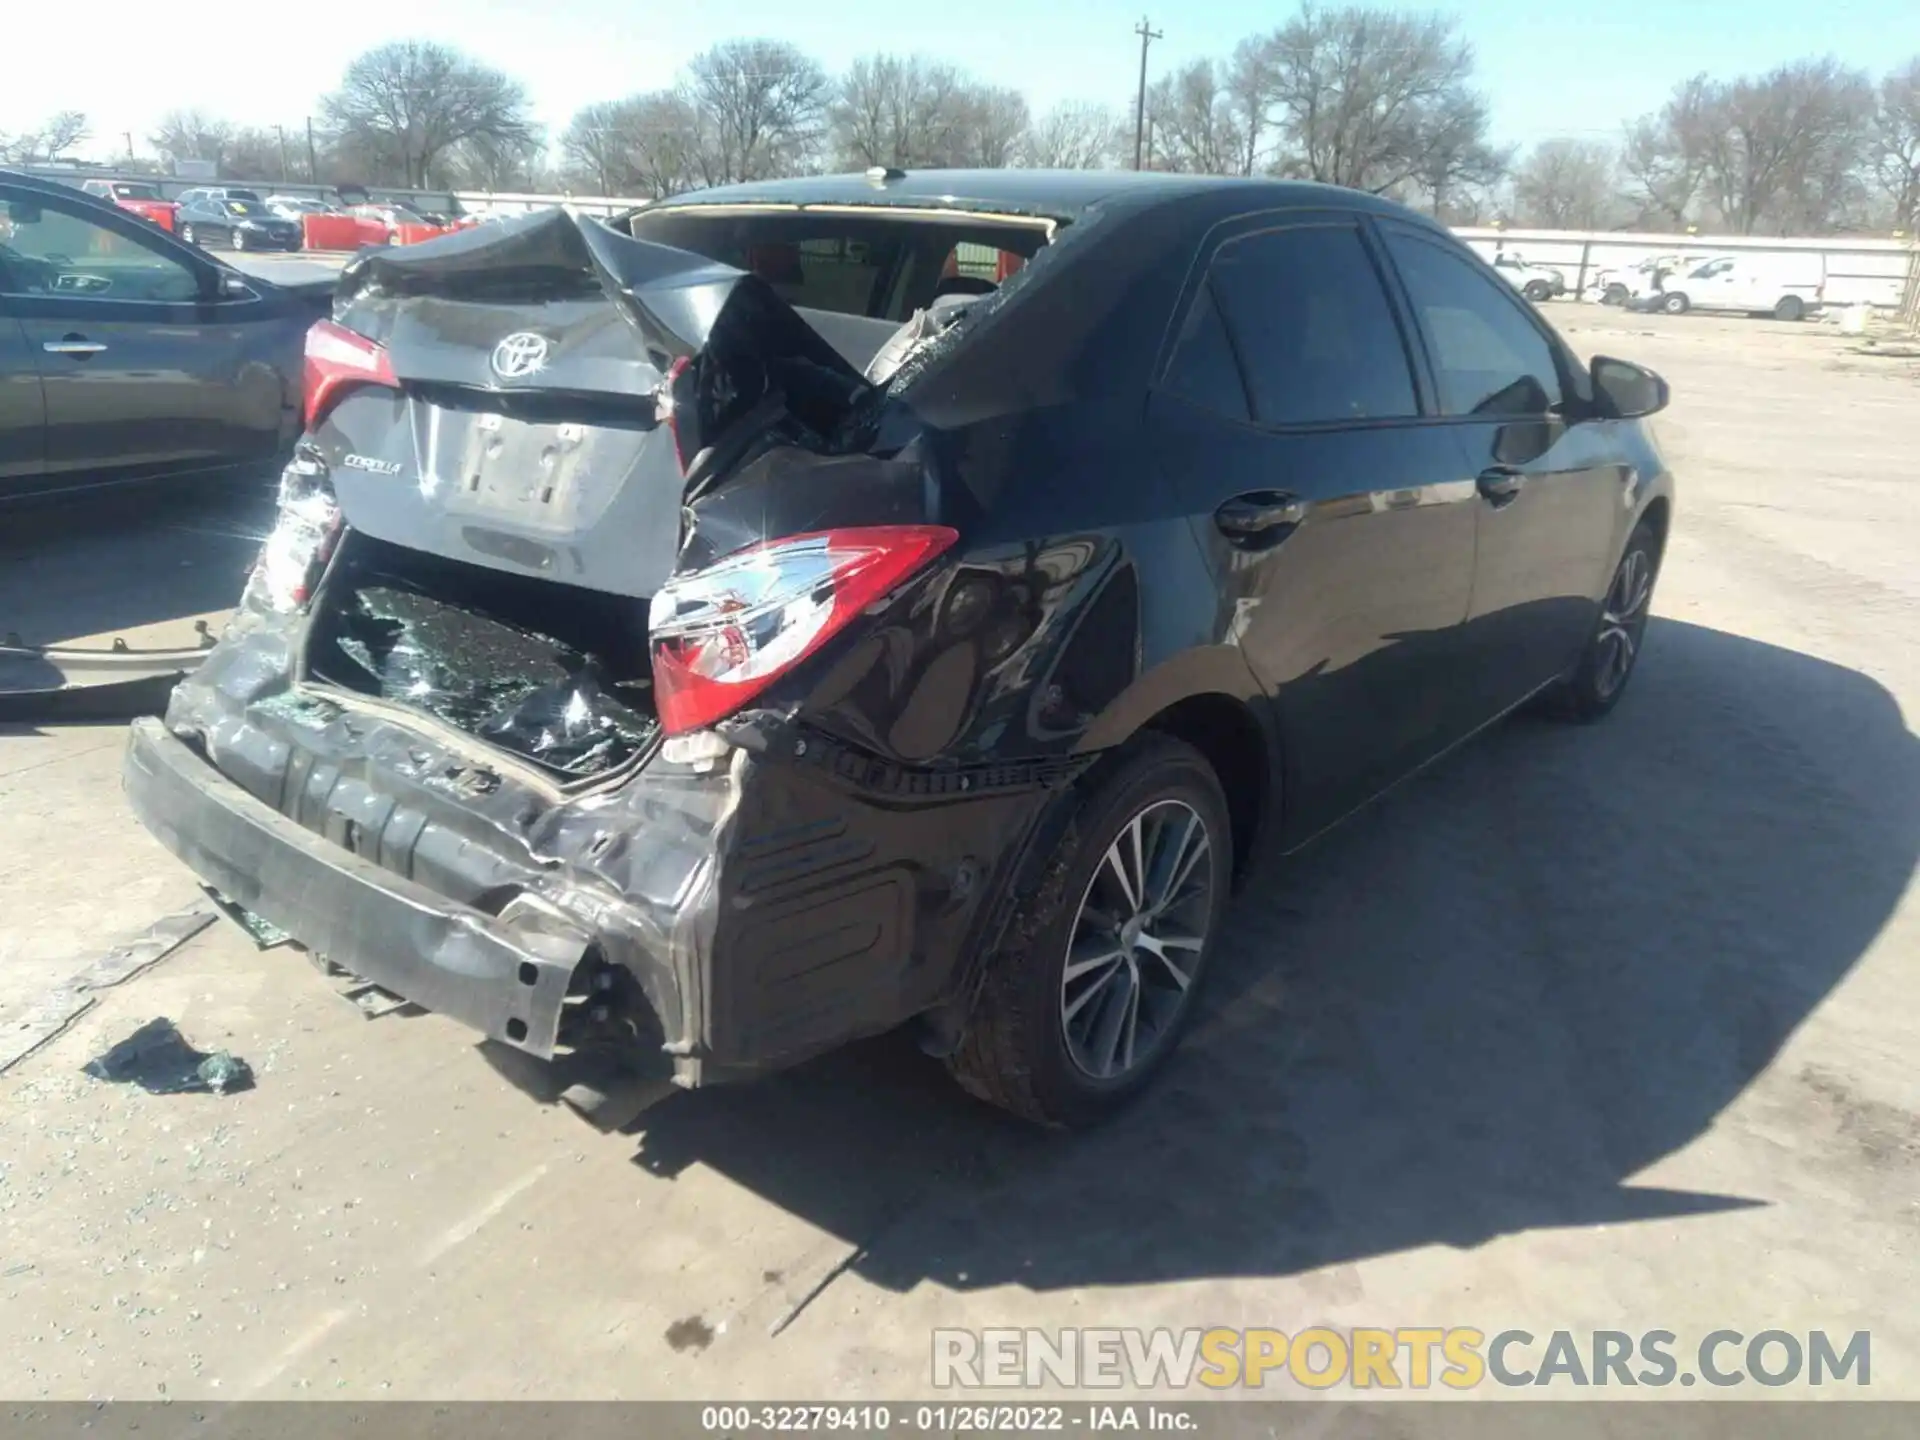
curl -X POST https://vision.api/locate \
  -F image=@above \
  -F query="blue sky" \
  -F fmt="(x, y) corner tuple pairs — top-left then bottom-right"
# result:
(9, 0), (1914, 163)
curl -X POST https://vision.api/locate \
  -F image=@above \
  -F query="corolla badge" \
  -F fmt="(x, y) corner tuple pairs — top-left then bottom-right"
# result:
(491, 332), (549, 380)
(341, 453), (401, 475)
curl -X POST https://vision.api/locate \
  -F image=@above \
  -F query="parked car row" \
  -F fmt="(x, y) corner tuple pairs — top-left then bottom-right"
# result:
(65, 180), (479, 256)
(1, 168), (332, 499)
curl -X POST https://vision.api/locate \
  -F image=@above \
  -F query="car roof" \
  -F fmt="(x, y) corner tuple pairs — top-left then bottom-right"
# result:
(642, 168), (1411, 224)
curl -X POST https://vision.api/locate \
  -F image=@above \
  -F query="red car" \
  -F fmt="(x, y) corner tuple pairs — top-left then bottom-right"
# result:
(80, 179), (178, 232)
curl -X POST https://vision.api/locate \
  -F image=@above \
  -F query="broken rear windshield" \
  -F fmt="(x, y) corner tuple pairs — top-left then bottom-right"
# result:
(625, 209), (1052, 323)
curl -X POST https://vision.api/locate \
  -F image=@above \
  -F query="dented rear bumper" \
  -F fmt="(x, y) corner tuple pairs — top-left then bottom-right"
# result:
(124, 717), (583, 1057)
(124, 623), (1069, 1089)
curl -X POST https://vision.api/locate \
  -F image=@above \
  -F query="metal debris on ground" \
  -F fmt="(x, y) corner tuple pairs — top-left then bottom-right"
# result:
(342, 982), (409, 1019)
(0, 906), (217, 1075)
(202, 887), (295, 949)
(82, 1018), (256, 1096)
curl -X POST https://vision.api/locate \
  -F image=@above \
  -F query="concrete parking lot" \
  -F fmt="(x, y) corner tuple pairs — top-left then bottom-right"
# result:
(1, 306), (1916, 1402)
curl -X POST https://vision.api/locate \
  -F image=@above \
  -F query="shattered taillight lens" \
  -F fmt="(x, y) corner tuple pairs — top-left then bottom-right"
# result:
(304, 318), (398, 431)
(648, 526), (959, 736)
(244, 453), (341, 613)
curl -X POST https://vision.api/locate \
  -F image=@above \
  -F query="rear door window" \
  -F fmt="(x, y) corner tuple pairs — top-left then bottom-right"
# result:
(1160, 280), (1250, 422)
(1205, 224), (1419, 427)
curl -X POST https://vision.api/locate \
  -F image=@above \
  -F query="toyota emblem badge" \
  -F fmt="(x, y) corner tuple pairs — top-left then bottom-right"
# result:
(491, 332), (549, 381)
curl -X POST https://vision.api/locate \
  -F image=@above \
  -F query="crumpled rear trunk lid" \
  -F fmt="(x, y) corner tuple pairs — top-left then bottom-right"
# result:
(312, 206), (870, 602)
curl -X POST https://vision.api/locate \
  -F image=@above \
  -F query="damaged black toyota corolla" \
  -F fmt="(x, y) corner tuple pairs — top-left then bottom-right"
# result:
(124, 169), (1675, 1126)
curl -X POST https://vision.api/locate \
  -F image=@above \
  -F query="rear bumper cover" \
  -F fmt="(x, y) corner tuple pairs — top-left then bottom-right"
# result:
(125, 717), (582, 1057)
(125, 625), (1070, 1085)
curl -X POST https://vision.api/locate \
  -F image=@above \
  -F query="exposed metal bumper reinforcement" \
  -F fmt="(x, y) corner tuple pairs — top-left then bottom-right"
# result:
(122, 716), (586, 1058)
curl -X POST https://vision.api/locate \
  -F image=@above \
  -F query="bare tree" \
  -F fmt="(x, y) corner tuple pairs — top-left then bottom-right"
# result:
(0, 111), (91, 164)
(684, 39), (829, 185)
(953, 85), (1030, 167)
(321, 40), (536, 189)
(1224, 38), (1272, 174)
(223, 127), (292, 182)
(561, 93), (702, 197)
(150, 109), (237, 169)
(40, 111), (89, 160)
(1021, 101), (1118, 169)
(561, 100), (627, 194)
(1707, 59), (1874, 233)
(830, 55), (966, 168)
(829, 55), (1029, 169)
(1145, 59), (1246, 175)
(1870, 56), (1920, 229)
(1626, 62), (1874, 233)
(1256, 5), (1494, 194)
(1407, 96), (1509, 220)
(1513, 139), (1622, 228)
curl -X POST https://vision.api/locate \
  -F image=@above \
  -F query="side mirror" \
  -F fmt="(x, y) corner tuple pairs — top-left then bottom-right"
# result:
(218, 273), (258, 301)
(1590, 355), (1669, 419)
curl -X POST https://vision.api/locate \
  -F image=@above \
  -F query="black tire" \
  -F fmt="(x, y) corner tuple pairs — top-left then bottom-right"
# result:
(1540, 519), (1661, 723)
(1602, 284), (1627, 306)
(1660, 292), (1689, 315)
(1773, 295), (1804, 322)
(947, 733), (1233, 1128)
(1523, 280), (1552, 302)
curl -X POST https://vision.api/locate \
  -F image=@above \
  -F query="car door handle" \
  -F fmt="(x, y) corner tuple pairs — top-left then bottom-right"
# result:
(1476, 466), (1524, 506)
(44, 336), (107, 357)
(1215, 491), (1308, 543)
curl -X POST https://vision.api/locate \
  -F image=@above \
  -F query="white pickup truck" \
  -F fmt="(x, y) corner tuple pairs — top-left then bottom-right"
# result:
(1488, 250), (1567, 303)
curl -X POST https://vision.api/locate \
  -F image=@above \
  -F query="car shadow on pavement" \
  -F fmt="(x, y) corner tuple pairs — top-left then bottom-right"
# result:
(0, 476), (276, 650)
(625, 617), (1919, 1293)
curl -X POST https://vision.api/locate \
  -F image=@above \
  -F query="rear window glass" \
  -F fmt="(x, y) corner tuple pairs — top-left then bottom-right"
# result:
(626, 210), (1053, 323)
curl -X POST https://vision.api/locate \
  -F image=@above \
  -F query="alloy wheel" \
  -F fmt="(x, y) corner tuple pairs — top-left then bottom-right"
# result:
(181, 225), (195, 245)
(1594, 545), (1654, 699)
(1059, 798), (1215, 1081)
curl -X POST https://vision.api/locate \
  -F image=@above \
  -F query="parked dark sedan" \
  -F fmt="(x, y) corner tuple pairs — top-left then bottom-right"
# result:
(177, 196), (303, 253)
(1, 170), (332, 498)
(123, 170), (1674, 1127)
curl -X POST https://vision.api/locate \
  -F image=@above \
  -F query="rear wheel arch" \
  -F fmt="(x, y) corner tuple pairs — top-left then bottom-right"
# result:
(1138, 692), (1271, 884)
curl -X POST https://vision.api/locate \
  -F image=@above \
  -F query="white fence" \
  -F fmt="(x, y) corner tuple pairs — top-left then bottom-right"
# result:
(1454, 227), (1916, 309)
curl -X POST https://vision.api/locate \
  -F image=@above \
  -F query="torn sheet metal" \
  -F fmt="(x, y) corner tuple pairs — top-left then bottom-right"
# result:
(315, 207), (872, 600)
(82, 1016), (254, 1096)
(0, 906), (216, 1075)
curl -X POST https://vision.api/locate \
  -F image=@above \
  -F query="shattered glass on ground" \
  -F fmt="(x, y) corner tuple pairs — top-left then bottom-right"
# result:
(83, 1018), (255, 1097)
(329, 585), (656, 779)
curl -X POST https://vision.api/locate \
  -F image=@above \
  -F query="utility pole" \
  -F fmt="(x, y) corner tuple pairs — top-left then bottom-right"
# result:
(276, 125), (289, 183)
(1132, 15), (1162, 172)
(123, 131), (134, 161)
(305, 117), (319, 185)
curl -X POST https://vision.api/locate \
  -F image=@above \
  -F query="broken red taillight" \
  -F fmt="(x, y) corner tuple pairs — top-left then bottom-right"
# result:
(304, 318), (398, 431)
(648, 526), (959, 736)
